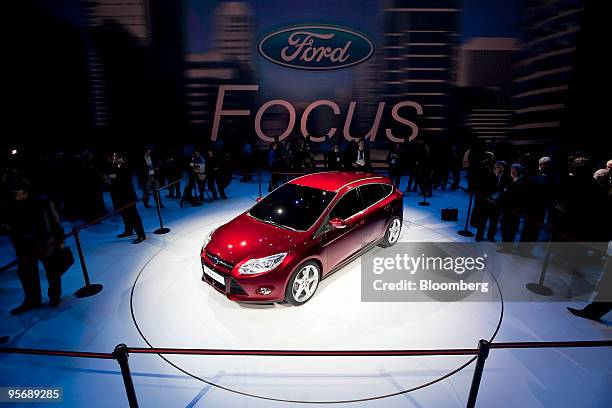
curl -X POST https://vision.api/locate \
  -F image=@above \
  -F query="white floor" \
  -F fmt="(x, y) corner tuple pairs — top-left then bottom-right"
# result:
(0, 174), (610, 408)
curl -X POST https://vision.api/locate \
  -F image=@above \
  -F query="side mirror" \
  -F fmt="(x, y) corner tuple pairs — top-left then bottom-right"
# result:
(329, 217), (346, 229)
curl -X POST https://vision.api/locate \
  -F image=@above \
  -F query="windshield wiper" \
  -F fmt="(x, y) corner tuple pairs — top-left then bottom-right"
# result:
(260, 218), (295, 231)
(248, 212), (296, 231)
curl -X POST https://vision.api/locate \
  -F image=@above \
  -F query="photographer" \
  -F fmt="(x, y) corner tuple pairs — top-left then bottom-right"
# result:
(137, 146), (163, 208)
(180, 149), (206, 206)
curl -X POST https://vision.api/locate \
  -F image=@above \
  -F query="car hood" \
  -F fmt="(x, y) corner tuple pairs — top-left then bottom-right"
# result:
(205, 213), (304, 266)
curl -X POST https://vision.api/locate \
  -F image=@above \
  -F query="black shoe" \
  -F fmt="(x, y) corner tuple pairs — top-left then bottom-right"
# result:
(567, 307), (601, 322)
(0, 335), (9, 344)
(144, 204), (152, 208)
(117, 231), (133, 238)
(133, 236), (146, 244)
(159, 204), (165, 208)
(10, 301), (41, 316)
(49, 297), (61, 308)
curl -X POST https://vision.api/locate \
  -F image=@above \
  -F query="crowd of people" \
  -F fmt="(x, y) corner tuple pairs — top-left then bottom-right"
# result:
(0, 143), (232, 315)
(467, 151), (611, 250)
(0, 138), (610, 320)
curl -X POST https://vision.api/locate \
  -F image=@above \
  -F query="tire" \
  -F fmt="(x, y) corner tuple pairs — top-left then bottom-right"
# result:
(285, 261), (321, 306)
(379, 216), (402, 248)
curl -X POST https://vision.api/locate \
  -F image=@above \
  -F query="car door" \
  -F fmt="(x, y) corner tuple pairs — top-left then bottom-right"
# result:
(358, 183), (392, 243)
(320, 187), (367, 273)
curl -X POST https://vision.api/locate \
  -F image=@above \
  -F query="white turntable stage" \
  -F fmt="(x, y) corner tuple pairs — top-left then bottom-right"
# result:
(0, 175), (610, 407)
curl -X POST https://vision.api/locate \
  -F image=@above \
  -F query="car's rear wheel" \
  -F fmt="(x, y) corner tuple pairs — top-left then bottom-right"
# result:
(285, 261), (320, 306)
(379, 216), (402, 247)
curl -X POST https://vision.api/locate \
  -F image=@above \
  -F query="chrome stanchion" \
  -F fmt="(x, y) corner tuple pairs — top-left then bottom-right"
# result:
(526, 227), (554, 296)
(457, 191), (475, 237)
(153, 189), (170, 235)
(258, 170), (262, 200)
(73, 226), (103, 298)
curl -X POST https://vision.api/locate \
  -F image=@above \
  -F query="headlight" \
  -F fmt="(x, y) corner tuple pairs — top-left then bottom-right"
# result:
(203, 228), (216, 248)
(238, 253), (287, 275)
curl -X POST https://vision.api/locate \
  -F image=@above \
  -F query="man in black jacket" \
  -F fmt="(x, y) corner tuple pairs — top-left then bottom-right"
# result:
(104, 153), (146, 244)
(205, 149), (226, 200)
(476, 160), (512, 242)
(519, 156), (555, 255)
(5, 176), (66, 314)
(498, 163), (526, 252)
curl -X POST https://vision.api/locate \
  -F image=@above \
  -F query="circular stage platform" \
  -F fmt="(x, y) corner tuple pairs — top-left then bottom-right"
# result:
(130, 205), (503, 403)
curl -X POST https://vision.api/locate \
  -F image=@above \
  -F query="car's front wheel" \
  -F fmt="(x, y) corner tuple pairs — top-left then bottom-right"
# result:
(285, 261), (321, 306)
(379, 216), (402, 247)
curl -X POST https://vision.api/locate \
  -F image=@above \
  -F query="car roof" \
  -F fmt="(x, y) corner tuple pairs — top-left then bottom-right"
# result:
(288, 171), (387, 192)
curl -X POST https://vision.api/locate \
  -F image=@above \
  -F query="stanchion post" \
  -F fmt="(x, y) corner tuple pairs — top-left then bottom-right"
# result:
(113, 344), (139, 408)
(466, 339), (490, 408)
(72, 227), (103, 298)
(418, 186), (430, 207)
(153, 189), (170, 235)
(258, 170), (262, 199)
(526, 227), (554, 296)
(458, 191), (475, 237)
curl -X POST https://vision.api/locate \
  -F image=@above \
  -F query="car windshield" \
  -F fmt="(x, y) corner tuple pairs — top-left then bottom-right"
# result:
(248, 183), (336, 231)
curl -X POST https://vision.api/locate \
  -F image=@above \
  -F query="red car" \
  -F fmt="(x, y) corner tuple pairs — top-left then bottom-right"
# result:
(201, 172), (403, 305)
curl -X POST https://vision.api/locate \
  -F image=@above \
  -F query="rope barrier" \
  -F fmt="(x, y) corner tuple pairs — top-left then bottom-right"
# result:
(126, 347), (480, 357)
(0, 347), (113, 359)
(1, 339), (610, 408)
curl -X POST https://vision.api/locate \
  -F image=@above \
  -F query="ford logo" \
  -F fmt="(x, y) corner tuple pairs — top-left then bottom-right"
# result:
(258, 25), (374, 71)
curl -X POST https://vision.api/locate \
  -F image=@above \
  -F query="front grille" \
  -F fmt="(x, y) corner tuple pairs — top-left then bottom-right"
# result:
(205, 251), (235, 269)
(229, 278), (247, 295)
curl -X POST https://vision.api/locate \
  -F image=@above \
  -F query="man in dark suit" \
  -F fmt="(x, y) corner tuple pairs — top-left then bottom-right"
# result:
(5, 176), (66, 314)
(498, 163), (526, 252)
(206, 148), (227, 200)
(104, 153), (146, 244)
(519, 156), (555, 255)
(568, 259), (611, 323)
(476, 160), (511, 242)
(470, 152), (495, 240)
(387, 143), (403, 188)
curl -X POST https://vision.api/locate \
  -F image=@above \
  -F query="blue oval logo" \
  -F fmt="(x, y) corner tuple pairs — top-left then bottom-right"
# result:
(258, 25), (374, 71)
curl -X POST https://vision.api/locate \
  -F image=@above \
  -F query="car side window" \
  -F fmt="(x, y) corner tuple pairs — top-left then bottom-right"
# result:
(358, 184), (388, 209)
(329, 188), (362, 220)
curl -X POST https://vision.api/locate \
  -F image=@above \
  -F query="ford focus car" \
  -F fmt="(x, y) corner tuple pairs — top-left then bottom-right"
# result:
(200, 172), (403, 305)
